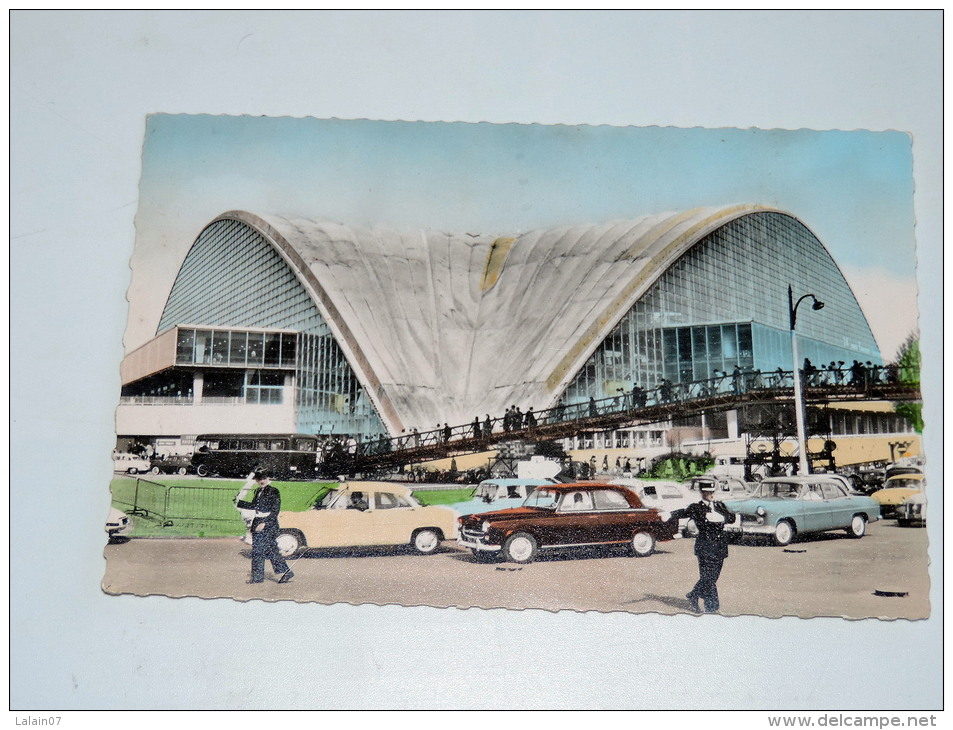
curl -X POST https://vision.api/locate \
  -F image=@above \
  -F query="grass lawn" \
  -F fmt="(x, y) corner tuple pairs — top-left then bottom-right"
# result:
(411, 488), (475, 505)
(110, 478), (474, 538)
(110, 477), (336, 538)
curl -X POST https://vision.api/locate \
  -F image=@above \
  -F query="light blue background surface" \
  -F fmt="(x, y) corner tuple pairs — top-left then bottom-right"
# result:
(10, 10), (943, 709)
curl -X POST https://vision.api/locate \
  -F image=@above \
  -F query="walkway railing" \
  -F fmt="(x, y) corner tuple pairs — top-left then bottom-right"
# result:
(345, 364), (919, 472)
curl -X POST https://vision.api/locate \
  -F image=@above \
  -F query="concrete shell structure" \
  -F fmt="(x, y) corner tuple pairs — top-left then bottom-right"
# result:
(139, 205), (879, 438)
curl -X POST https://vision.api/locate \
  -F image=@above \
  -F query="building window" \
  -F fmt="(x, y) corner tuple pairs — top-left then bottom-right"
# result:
(245, 370), (283, 404)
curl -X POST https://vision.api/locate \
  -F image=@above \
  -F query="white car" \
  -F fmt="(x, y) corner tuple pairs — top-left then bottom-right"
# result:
(614, 479), (695, 536)
(113, 452), (152, 474)
(898, 492), (926, 527)
(685, 476), (753, 501)
(106, 508), (131, 540)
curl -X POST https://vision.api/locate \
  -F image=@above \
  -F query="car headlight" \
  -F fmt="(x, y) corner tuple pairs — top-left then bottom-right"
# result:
(756, 506), (766, 516)
(481, 520), (491, 533)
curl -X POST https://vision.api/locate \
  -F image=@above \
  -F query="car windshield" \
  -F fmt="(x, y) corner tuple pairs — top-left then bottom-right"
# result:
(755, 482), (804, 499)
(474, 483), (501, 500)
(317, 490), (347, 509)
(522, 488), (560, 510)
(887, 478), (924, 490)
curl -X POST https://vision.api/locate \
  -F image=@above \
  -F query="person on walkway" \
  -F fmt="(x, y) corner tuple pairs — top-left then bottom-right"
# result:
(732, 365), (744, 395)
(632, 384), (647, 408)
(239, 470), (293, 585)
(672, 479), (733, 613)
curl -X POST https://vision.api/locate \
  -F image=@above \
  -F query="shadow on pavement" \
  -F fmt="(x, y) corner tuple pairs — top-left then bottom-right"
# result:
(446, 545), (675, 564)
(623, 592), (698, 611)
(242, 544), (457, 560)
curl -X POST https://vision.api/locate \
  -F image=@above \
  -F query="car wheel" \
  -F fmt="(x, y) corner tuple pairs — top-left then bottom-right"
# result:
(897, 518), (910, 528)
(630, 531), (656, 557)
(196, 464), (209, 477)
(276, 530), (303, 557)
(502, 532), (538, 564)
(847, 514), (867, 538)
(685, 518), (699, 537)
(177, 467), (187, 476)
(773, 520), (795, 546)
(411, 528), (441, 555)
(150, 466), (160, 475)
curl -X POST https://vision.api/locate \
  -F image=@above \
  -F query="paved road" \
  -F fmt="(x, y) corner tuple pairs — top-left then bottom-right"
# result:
(102, 520), (930, 619)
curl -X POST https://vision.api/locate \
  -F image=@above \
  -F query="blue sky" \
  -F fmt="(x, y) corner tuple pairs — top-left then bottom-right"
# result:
(129, 114), (918, 357)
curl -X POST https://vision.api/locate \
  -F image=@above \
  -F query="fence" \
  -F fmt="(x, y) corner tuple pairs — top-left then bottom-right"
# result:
(111, 477), (244, 527)
(110, 477), (333, 528)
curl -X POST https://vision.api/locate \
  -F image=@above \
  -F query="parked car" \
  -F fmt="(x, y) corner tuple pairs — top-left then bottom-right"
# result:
(871, 473), (926, 520)
(275, 482), (458, 557)
(113, 452), (152, 474)
(898, 492), (926, 527)
(149, 454), (195, 475)
(450, 478), (557, 517)
(614, 479), (696, 535)
(846, 469), (885, 495)
(457, 483), (678, 563)
(708, 455), (767, 482)
(884, 464), (923, 481)
(105, 508), (131, 540)
(816, 472), (866, 495)
(724, 476), (881, 546)
(685, 476), (753, 501)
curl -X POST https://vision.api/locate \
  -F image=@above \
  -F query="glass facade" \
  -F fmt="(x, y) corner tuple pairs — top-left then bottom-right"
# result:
(175, 327), (297, 368)
(158, 218), (387, 437)
(563, 212), (881, 403)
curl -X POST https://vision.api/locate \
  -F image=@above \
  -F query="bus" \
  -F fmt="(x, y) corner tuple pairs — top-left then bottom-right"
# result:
(191, 434), (320, 480)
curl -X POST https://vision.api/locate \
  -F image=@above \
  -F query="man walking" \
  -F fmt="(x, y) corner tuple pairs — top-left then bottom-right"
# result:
(238, 470), (294, 584)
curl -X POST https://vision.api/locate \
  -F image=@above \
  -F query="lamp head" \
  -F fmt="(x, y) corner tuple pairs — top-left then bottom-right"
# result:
(812, 299), (825, 311)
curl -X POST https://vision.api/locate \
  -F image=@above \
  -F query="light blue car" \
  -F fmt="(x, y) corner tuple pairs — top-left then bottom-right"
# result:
(725, 476), (881, 546)
(450, 478), (558, 517)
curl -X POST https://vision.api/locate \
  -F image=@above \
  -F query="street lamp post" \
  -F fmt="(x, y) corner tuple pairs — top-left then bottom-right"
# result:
(788, 285), (825, 475)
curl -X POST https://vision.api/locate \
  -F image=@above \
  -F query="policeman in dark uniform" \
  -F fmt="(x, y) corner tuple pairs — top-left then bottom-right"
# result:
(239, 470), (294, 584)
(674, 478), (733, 613)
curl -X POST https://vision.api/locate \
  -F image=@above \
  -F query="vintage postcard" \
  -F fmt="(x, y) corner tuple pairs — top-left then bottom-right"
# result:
(103, 115), (926, 619)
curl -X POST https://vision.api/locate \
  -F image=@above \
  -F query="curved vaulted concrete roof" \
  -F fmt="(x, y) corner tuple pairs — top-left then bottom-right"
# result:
(215, 204), (785, 434)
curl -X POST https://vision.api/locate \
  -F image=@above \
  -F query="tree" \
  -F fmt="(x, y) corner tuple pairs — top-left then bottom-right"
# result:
(893, 332), (922, 433)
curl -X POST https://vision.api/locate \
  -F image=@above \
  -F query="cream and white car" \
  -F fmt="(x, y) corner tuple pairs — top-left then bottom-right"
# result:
(113, 452), (152, 474)
(276, 482), (458, 557)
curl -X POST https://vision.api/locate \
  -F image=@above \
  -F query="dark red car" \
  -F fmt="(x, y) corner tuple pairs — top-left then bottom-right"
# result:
(457, 483), (678, 563)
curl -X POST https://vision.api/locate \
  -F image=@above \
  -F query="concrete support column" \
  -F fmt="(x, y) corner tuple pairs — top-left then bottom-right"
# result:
(726, 409), (739, 440)
(193, 371), (204, 404)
